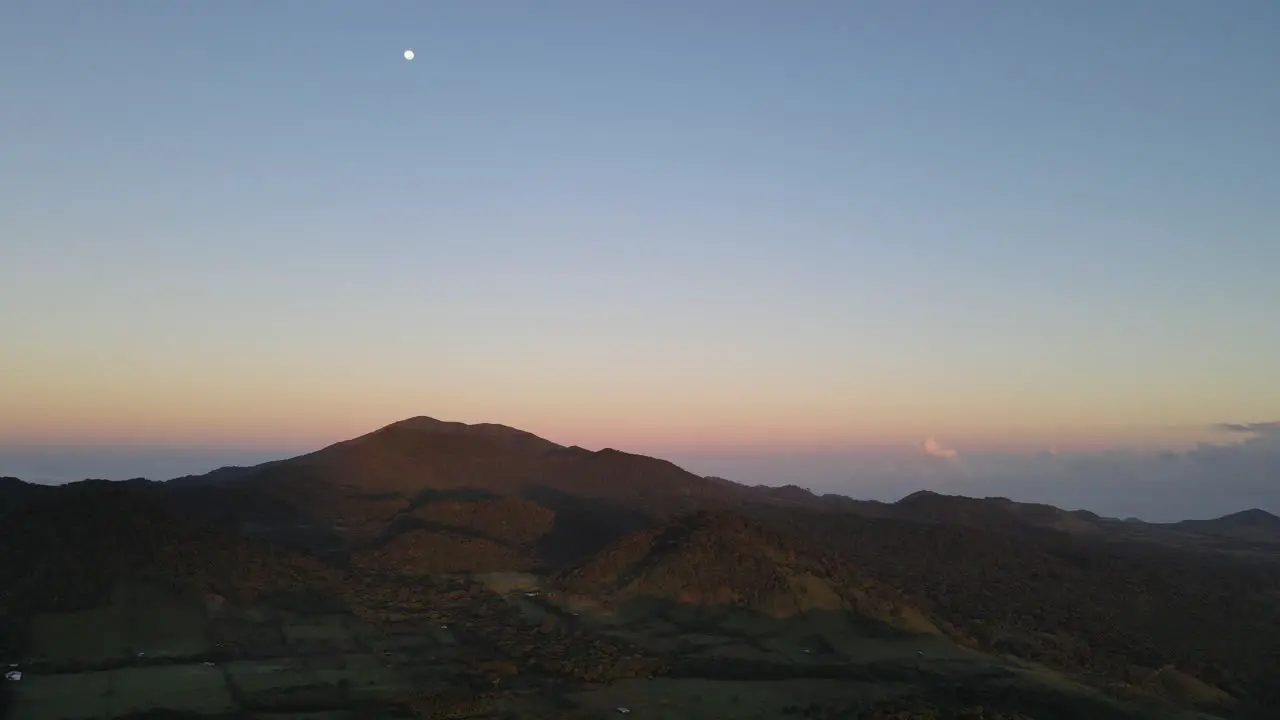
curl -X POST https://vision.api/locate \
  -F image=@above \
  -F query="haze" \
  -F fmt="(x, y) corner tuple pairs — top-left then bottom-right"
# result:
(2, 2), (1277, 520)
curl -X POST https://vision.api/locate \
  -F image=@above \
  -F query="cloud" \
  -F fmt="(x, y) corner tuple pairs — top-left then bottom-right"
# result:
(672, 421), (1280, 522)
(921, 437), (959, 459)
(1215, 421), (1280, 434)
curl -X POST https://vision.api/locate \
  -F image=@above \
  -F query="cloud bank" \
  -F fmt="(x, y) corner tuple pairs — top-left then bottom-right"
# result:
(1216, 421), (1280, 434)
(674, 423), (1280, 523)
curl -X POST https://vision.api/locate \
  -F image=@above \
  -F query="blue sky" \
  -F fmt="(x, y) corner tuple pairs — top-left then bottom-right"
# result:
(2, 2), (1278, 516)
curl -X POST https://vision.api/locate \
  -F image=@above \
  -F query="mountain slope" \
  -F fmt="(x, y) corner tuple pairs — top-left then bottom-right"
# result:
(236, 416), (734, 503)
(185, 417), (747, 546)
(559, 510), (943, 635)
(0, 480), (337, 622)
(1175, 509), (1280, 536)
(882, 492), (1280, 556)
(890, 490), (1110, 536)
(748, 502), (1280, 712)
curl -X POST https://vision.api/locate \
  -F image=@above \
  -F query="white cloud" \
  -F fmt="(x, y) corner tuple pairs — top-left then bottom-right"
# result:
(673, 422), (1280, 522)
(921, 436), (959, 459)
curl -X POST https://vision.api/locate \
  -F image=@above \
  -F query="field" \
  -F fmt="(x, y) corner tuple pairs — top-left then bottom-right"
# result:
(225, 654), (415, 711)
(6, 671), (112, 720)
(8, 582), (432, 720)
(4, 576), (1228, 720)
(28, 610), (128, 666)
(573, 677), (909, 719)
(28, 584), (207, 666)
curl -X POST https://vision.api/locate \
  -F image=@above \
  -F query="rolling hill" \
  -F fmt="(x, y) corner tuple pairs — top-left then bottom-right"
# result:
(1174, 509), (1280, 536)
(557, 509), (945, 636)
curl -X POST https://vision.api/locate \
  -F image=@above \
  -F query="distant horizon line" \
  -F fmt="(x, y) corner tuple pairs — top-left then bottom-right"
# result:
(5, 471), (1275, 527)
(0, 414), (1259, 457)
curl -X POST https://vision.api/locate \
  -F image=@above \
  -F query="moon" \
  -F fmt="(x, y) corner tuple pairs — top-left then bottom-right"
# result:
(403, 49), (415, 61)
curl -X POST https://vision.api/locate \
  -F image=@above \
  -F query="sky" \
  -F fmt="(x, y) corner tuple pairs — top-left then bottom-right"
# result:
(2, 2), (1278, 519)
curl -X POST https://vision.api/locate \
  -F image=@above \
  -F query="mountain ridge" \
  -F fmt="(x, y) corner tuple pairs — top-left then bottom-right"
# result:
(4, 417), (1280, 716)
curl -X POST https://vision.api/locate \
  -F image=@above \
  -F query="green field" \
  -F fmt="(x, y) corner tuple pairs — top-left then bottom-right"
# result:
(14, 584), (423, 718)
(7, 575), (1226, 720)
(573, 677), (909, 720)
(10, 665), (234, 720)
(29, 584), (207, 665)
(29, 609), (129, 665)
(122, 585), (209, 658)
(598, 600), (964, 668)
(226, 654), (413, 710)
(109, 665), (234, 717)
(7, 671), (113, 720)
(251, 714), (360, 720)
(9, 659), (405, 720)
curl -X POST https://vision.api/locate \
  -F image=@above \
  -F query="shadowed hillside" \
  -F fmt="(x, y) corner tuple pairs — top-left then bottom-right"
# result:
(180, 417), (748, 549)
(748, 503), (1280, 714)
(559, 509), (941, 634)
(0, 480), (340, 655)
(1175, 509), (1280, 537)
(877, 491), (1280, 560)
(4, 418), (1279, 718)
(237, 416), (743, 508)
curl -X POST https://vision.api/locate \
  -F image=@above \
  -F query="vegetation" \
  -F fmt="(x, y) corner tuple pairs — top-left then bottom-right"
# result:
(3, 418), (1278, 719)
(748, 505), (1280, 713)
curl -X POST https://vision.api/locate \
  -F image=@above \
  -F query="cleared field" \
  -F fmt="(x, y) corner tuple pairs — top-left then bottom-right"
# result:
(226, 658), (343, 711)
(29, 608), (129, 665)
(122, 585), (209, 658)
(572, 677), (907, 720)
(8, 671), (112, 720)
(9, 665), (234, 720)
(11, 572), (1214, 720)
(602, 600), (980, 671)
(209, 614), (288, 656)
(29, 583), (208, 664)
(226, 654), (413, 710)
(253, 713), (359, 720)
(108, 664), (235, 716)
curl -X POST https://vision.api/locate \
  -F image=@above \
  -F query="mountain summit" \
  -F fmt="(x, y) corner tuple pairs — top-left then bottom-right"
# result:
(258, 415), (738, 502)
(1210, 508), (1280, 528)
(174, 416), (748, 550)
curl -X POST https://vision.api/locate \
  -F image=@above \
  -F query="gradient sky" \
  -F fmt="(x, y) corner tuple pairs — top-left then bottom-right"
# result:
(3, 2), (1278, 508)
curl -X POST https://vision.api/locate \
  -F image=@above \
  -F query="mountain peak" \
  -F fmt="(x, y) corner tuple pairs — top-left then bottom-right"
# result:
(175, 416), (744, 535)
(1174, 507), (1280, 531)
(897, 490), (945, 504)
(1214, 508), (1280, 527)
(377, 416), (533, 436)
(361, 416), (564, 449)
(386, 415), (448, 429)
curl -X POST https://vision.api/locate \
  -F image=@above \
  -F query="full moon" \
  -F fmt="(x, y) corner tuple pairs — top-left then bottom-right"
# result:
(403, 50), (415, 61)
